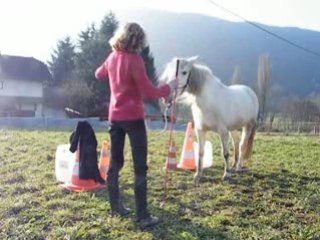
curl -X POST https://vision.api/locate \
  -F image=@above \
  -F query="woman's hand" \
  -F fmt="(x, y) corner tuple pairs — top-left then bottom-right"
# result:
(162, 79), (179, 105)
(168, 79), (179, 93)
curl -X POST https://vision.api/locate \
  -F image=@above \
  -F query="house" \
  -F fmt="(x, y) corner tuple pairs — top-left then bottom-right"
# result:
(0, 55), (52, 117)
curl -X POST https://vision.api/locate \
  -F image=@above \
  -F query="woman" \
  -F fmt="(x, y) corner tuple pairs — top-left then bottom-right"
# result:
(95, 22), (177, 228)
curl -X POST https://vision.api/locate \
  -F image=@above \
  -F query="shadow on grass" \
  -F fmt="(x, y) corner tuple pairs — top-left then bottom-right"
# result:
(228, 167), (320, 194)
(91, 183), (228, 240)
(196, 162), (320, 191)
(56, 167), (319, 239)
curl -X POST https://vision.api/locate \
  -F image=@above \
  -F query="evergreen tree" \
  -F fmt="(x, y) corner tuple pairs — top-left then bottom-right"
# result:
(141, 46), (160, 111)
(78, 24), (96, 48)
(49, 12), (160, 117)
(99, 12), (118, 39)
(94, 12), (119, 104)
(75, 13), (118, 117)
(141, 46), (158, 85)
(76, 24), (99, 87)
(47, 36), (76, 86)
(76, 13), (118, 87)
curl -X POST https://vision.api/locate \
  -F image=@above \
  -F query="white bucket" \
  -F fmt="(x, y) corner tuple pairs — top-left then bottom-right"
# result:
(193, 141), (213, 168)
(55, 144), (77, 183)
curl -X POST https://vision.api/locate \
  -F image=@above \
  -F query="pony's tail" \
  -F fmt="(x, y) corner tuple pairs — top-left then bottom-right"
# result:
(243, 121), (256, 159)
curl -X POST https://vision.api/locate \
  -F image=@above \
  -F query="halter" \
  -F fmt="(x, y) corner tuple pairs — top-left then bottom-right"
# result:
(174, 59), (191, 95)
(162, 59), (180, 207)
(175, 59), (180, 80)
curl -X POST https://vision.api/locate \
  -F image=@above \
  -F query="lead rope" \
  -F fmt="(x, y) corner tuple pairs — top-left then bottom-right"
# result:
(161, 91), (177, 207)
(161, 60), (180, 207)
(161, 104), (170, 133)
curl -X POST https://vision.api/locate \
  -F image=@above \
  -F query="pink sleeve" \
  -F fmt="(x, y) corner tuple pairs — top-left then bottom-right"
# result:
(131, 55), (170, 100)
(95, 60), (108, 80)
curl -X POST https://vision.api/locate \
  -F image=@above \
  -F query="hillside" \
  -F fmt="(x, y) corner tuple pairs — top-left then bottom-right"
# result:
(117, 9), (320, 97)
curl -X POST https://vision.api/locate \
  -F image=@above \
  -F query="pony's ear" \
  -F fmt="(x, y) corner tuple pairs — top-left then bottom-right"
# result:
(187, 56), (199, 63)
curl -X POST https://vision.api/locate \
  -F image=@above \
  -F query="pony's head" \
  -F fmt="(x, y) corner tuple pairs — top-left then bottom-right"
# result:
(160, 56), (201, 103)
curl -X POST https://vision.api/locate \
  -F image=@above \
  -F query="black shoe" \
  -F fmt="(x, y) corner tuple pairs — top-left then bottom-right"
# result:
(97, 178), (106, 185)
(137, 215), (159, 228)
(111, 206), (131, 217)
(94, 175), (106, 184)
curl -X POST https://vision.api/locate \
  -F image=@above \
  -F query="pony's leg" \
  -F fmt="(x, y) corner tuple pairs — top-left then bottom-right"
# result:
(237, 125), (252, 171)
(193, 129), (206, 186)
(238, 127), (248, 171)
(238, 122), (256, 171)
(219, 128), (231, 180)
(230, 130), (240, 169)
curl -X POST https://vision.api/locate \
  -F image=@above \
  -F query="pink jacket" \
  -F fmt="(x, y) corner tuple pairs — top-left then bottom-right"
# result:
(95, 50), (170, 121)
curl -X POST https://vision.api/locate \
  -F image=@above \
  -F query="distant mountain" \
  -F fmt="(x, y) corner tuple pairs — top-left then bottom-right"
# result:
(117, 9), (320, 96)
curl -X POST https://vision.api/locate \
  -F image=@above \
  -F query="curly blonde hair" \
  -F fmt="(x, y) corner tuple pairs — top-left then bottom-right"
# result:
(109, 22), (147, 53)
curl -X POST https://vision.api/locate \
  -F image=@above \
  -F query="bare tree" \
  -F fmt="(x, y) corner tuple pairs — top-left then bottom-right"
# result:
(230, 65), (242, 85)
(281, 97), (320, 133)
(257, 53), (271, 125)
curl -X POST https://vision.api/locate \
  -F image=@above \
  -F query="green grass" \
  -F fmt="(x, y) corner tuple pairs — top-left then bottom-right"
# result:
(0, 129), (319, 239)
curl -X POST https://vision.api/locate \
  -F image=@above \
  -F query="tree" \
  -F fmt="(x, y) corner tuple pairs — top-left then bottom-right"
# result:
(267, 83), (285, 132)
(49, 12), (160, 118)
(256, 53), (271, 124)
(230, 65), (242, 85)
(288, 99), (319, 123)
(141, 46), (158, 86)
(47, 36), (76, 86)
(76, 13), (118, 86)
(99, 12), (118, 39)
(281, 97), (320, 132)
(76, 24), (99, 86)
(64, 79), (95, 117)
(141, 46), (161, 111)
(75, 13), (118, 116)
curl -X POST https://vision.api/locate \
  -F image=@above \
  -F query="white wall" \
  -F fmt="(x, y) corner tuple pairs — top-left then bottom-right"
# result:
(0, 78), (43, 98)
(0, 78), (44, 116)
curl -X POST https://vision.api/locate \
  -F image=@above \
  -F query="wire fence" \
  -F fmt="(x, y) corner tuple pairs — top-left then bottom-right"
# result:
(0, 117), (107, 131)
(0, 116), (319, 135)
(257, 120), (320, 135)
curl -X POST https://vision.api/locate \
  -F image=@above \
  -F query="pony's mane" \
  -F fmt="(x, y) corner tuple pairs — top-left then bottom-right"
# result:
(178, 60), (224, 105)
(193, 62), (222, 83)
(187, 61), (222, 94)
(193, 62), (211, 76)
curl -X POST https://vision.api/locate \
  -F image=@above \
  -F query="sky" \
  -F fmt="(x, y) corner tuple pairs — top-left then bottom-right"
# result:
(0, 0), (320, 63)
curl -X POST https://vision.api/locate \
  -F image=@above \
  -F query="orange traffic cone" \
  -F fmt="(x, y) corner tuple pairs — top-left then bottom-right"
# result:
(164, 140), (178, 170)
(177, 122), (196, 170)
(62, 147), (103, 192)
(99, 141), (110, 180)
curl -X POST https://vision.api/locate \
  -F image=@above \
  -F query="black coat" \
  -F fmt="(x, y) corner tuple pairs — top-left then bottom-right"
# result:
(69, 121), (105, 184)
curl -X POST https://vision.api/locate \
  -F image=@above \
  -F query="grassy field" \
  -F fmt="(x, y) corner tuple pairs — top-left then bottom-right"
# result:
(0, 129), (319, 240)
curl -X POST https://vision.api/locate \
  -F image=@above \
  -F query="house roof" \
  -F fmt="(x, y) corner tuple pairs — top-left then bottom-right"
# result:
(0, 55), (52, 82)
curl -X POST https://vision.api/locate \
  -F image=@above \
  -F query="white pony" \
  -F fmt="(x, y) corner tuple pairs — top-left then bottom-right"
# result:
(160, 57), (259, 185)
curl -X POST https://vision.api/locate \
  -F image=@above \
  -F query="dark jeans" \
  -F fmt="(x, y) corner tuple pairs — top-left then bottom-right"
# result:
(107, 119), (149, 219)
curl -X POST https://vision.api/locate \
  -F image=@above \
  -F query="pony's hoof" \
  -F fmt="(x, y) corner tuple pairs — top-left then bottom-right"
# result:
(235, 166), (242, 172)
(193, 177), (200, 187)
(229, 167), (236, 173)
(236, 167), (249, 173)
(222, 172), (232, 181)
